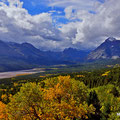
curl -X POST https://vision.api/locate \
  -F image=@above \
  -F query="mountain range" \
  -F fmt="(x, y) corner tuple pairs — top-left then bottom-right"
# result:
(0, 40), (90, 72)
(0, 37), (120, 72)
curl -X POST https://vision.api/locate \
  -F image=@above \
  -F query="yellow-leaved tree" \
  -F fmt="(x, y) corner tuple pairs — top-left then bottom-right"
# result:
(6, 76), (95, 120)
(7, 83), (44, 120)
(43, 76), (95, 120)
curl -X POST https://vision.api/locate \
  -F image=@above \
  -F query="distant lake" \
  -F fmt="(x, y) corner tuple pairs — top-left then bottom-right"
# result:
(0, 68), (45, 79)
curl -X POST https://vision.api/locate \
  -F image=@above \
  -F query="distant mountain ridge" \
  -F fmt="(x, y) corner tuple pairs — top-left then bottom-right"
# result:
(0, 40), (90, 72)
(87, 37), (120, 60)
(1, 37), (120, 72)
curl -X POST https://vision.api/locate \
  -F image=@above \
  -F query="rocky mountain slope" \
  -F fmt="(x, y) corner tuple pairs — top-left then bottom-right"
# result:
(87, 37), (120, 60)
(0, 40), (89, 72)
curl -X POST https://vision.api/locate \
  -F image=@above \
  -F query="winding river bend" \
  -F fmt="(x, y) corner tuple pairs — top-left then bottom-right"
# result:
(0, 68), (45, 79)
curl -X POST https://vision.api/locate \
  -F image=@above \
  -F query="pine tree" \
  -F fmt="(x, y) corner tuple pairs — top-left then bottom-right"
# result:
(87, 90), (101, 120)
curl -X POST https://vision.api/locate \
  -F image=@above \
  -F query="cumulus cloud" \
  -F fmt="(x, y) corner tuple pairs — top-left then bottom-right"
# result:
(0, 0), (120, 51)
(0, 0), (66, 51)
(59, 0), (120, 50)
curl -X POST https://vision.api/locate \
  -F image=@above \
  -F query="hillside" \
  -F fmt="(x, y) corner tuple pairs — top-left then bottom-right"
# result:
(0, 65), (120, 119)
(0, 40), (89, 72)
(88, 37), (120, 60)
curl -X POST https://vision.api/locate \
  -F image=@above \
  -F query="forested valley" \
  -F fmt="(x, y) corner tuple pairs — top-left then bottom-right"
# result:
(0, 66), (120, 120)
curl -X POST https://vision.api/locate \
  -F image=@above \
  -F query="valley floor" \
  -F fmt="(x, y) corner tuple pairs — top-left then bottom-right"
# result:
(0, 68), (45, 79)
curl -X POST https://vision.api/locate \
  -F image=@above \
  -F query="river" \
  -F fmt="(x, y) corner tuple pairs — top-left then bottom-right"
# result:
(0, 68), (45, 79)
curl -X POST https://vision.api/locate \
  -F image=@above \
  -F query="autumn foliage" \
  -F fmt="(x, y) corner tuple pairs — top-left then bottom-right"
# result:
(0, 76), (95, 120)
(43, 76), (95, 119)
(0, 101), (8, 120)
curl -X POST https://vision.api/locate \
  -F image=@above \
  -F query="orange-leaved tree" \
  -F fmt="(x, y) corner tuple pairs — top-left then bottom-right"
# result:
(0, 101), (8, 120)
(43, 76), (95, 120)
(6, 76), (95, 120)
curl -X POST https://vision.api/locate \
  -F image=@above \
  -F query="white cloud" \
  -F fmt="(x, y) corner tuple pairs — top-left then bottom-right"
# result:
(59, 0), (120, 50)
(0, 0), (120, 51)
(48, 0), (100, 20)
(0, 0), (67, 51)
(48, 0), (97, 8)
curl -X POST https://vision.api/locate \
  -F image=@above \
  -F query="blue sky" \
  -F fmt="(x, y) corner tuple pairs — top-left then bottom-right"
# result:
(21, 0), (104, 14)
(21, 0), (70, 25)
(0, 0), (119, 51)
(20, 0), (104, 15)
(20, 0), (104, 25)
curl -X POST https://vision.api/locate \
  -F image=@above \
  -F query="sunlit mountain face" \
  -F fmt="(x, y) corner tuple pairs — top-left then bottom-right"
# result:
(88, 37), (120, 60)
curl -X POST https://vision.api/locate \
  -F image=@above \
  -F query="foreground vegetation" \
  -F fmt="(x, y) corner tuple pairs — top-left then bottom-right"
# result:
(0, 66), (120, 119)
